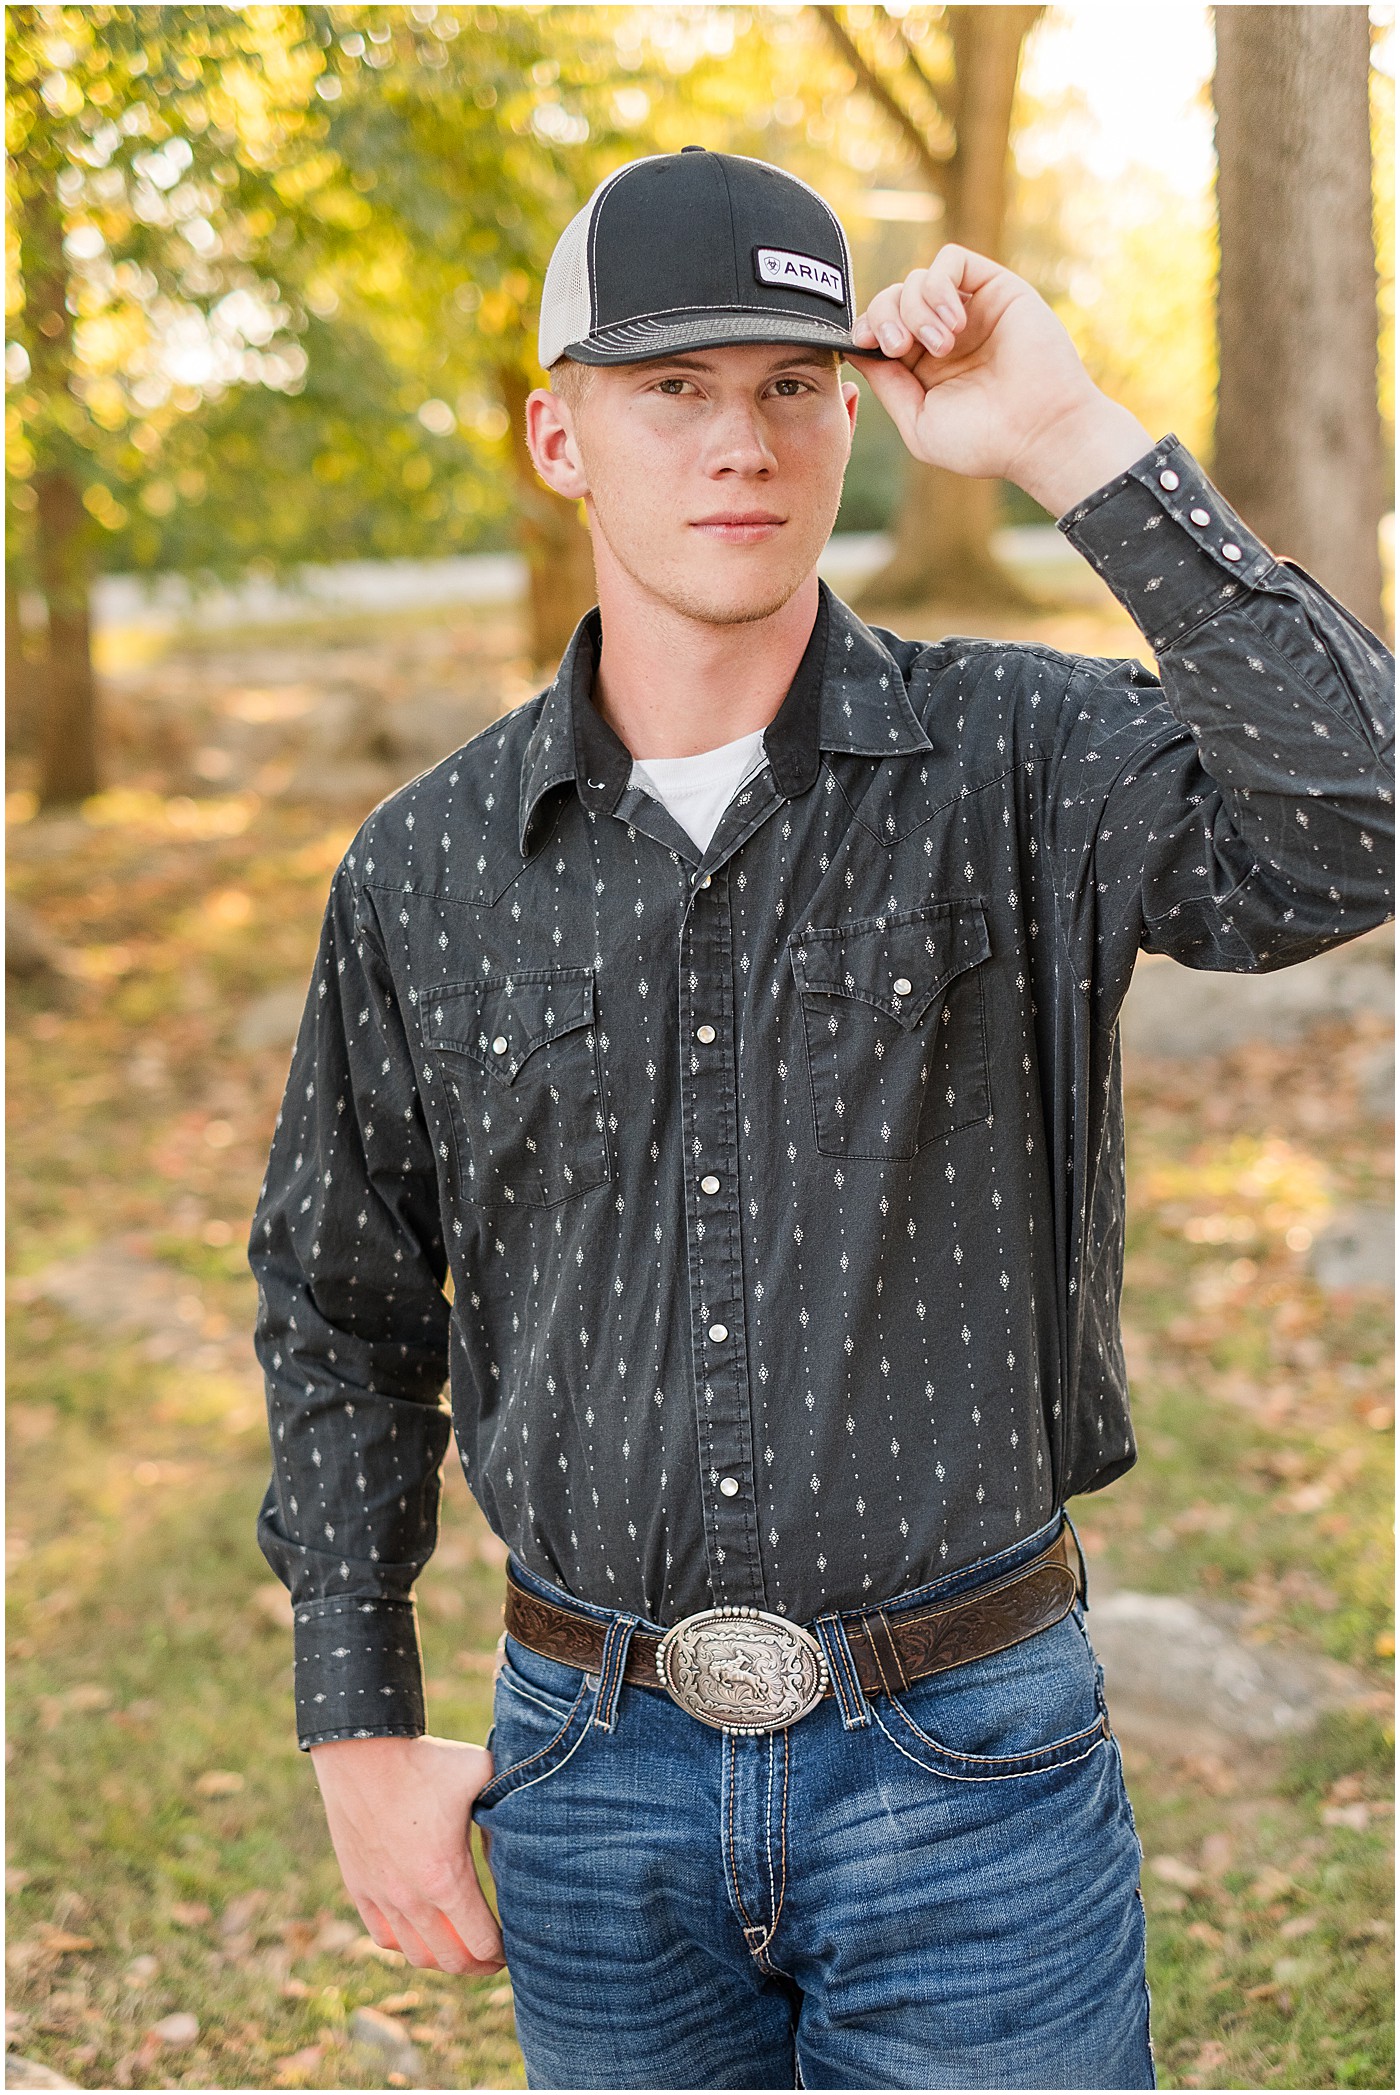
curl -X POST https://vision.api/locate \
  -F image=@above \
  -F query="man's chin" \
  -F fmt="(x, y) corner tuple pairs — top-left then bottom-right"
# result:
(649, 558), (819, 629)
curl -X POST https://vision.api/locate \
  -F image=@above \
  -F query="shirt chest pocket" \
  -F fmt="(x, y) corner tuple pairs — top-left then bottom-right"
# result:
(789, 900), (992, 1159)
(425, 967), (612, 1211)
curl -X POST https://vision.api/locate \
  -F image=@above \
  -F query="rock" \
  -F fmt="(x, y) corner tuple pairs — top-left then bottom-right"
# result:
(6, 901), (69, 988)
(5, 2060), (80, 2089)
(148, 2012), (198, 2048)
(348, 2006), (426, 2085)
(1356, 1041), (1395, 1120)
(1089, 1588), (1370, 1748)
(234, 983), (307, 1054)
(21, 1247), (199, 1347)
(1307, 1205), (1395, 1292)
(17, 1244), (254, 1382)
(1120, 923), (1393, 1059)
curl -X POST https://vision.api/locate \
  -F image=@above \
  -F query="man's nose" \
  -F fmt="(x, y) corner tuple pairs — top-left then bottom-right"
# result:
(701, 399), (777, 475)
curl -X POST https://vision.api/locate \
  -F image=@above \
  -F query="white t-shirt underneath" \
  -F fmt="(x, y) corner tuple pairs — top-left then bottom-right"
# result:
(628, 728), (769, 852)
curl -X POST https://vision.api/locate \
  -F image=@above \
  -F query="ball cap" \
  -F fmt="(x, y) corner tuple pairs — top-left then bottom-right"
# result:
(538, 147), (883, 369)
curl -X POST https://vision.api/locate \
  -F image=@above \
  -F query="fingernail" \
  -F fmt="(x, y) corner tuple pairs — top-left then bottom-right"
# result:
(877, 322), (905, 354)
(937, 301), (962, 328)
(919, 324), (949, 354)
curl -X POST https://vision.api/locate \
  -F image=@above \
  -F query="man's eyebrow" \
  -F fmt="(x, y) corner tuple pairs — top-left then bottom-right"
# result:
(635, 350), (837, 375)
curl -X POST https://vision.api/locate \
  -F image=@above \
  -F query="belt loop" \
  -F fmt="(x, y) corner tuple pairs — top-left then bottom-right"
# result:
(813, 1612), (871, 1731)
(591, 1612), (639, 1732)
(1061, 1511), (1090, 1611)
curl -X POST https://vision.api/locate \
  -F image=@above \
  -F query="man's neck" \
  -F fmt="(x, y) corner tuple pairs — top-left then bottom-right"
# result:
(589, 565), (821, 763)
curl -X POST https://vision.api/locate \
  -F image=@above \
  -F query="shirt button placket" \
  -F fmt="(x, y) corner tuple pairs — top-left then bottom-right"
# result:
(679, 865), (765, 1607)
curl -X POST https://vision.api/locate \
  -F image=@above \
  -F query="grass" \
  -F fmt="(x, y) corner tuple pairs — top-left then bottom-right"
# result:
(6, 595), (1393, 2089)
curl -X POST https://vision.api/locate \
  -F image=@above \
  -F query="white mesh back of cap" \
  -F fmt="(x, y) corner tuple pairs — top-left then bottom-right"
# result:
(538, 202), (593, 369)
(538, 155), (672, 369)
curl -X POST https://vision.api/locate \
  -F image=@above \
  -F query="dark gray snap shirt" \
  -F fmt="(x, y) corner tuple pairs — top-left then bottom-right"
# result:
(251, 434), (1394, 1749)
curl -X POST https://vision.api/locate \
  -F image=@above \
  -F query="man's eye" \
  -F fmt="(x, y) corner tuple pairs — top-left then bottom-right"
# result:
(656, 378), (691, 395)
(771, 378), (809, 397)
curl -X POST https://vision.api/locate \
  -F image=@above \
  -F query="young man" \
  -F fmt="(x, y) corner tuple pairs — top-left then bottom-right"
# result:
(251, 150), (1393, 2090)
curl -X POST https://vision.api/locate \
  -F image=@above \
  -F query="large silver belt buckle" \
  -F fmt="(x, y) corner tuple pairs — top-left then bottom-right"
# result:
(656, 1606), (829, 1735)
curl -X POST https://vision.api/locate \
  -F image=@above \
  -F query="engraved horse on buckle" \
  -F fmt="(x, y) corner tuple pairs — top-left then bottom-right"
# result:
(656, 1606), (829, 1734)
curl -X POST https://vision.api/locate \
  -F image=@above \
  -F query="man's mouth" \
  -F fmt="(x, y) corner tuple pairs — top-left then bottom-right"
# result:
(690, 513), (787, 544)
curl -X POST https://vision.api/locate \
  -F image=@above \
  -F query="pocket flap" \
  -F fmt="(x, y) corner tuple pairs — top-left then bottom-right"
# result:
(789, 901), (990, 1030)
(426, 967), (596, 1084)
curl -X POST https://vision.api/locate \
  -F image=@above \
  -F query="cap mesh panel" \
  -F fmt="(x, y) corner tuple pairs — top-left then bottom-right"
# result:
(538, 154), (675, 368)
(538, 203), (594, 369)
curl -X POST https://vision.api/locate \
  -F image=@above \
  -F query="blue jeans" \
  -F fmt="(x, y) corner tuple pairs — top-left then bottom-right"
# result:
(473, 1516), (1154, 2091)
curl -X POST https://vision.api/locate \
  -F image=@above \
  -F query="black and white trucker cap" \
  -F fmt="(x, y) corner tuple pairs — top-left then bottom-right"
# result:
(538, 147), (883, 368)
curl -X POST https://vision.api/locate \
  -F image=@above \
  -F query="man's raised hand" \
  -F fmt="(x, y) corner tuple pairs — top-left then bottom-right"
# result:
(309, 1733), (506, 1976)
(851, 243), (1152, 517)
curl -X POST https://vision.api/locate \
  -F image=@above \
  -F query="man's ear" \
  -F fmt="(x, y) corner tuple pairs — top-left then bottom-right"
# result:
(841, 378), (860, 443)
(526, 389), (591, 500)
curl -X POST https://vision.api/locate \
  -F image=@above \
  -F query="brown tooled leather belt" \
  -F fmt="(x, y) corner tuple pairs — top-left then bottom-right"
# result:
(502, 1523), (1085, 1734)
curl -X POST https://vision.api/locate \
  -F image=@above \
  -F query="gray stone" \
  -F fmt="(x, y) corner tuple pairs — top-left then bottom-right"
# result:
(5, 2060), (81, 2090)
(18, 1246), (237, 1374)
(1120, 923), (1393, 1059)
(348, 2006), (427, 2085)
(6, 900), (68, 985)
(1307, 1205), (1395, 1293)
(235, 983), (307, 1054)
(1356, 1041), (1395, 1120)
(1088, 1588), (1371, 1748)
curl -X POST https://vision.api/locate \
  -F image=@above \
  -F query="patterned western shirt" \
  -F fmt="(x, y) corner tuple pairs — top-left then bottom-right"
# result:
(251, 434), (1395, 1750)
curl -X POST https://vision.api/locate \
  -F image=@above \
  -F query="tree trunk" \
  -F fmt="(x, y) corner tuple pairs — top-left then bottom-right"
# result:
(6, 563), (42, 758)
(496, 360), (597, 674)
(1213, 6), (1386, 636)
(863, 4), (1043, 610)
(35, 468), (99, 805)
(17, 72), (102, 804)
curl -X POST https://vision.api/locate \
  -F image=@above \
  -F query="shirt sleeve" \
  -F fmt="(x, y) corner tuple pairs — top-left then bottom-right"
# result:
(249, 855), (452, 1751)
(1043, 432), (1394, 1033)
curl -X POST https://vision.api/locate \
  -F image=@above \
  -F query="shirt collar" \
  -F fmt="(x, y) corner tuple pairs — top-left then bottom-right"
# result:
(517, 579), (935, 858)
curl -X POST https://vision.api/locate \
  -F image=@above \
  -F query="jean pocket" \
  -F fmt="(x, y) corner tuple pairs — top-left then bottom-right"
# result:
(472, 1636), (595, 1813)
(426, 967), (613, 1212)
(874, 1607), (1110, 1781)
(789, 900), (991, 1159)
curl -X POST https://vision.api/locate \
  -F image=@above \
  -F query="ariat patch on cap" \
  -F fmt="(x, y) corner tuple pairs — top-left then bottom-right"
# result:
(753, 247), (846, 305)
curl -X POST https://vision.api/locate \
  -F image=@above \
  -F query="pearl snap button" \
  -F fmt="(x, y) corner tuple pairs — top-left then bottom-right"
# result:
(700, 1175), (720, 1195)
(491, 1036), (508, 1054)
(1221, 542), (1242, 561)
(1189, 508), (1210, 526)
(718, 1476), (740, 1498)
(697, 873), (712, 888)
(696, 1024), (716, 1044)
(892, 976), (912, 995)
(1158, 469), (1180, 490)
(708, 1323), (728, 1343)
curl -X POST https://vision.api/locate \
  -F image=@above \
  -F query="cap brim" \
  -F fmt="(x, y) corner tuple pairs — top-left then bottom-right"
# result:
(558, 308), (893, 365)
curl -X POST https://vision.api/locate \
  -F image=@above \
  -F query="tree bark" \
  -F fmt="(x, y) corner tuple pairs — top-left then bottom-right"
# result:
(860, 4), (1044, 610)
(16, 67), (102, 804)
(35, 468), (99, 804)
(496, 360), (597, 675)
(1213, 6), (1386, 636)
(6, 563), (43, 758)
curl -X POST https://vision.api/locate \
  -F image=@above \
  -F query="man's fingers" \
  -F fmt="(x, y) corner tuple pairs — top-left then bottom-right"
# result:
(896, 270), (966, 359)
(399, 1894), (505, 1977)
(857, 354), (936, 449)
(380, 1901), (440, 1970)
(355, 1897), (401, 1953)
(858, 273), (964, 361)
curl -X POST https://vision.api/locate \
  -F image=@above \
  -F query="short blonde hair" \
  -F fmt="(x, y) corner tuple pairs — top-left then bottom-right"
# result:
(548, 357), (596, 408)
